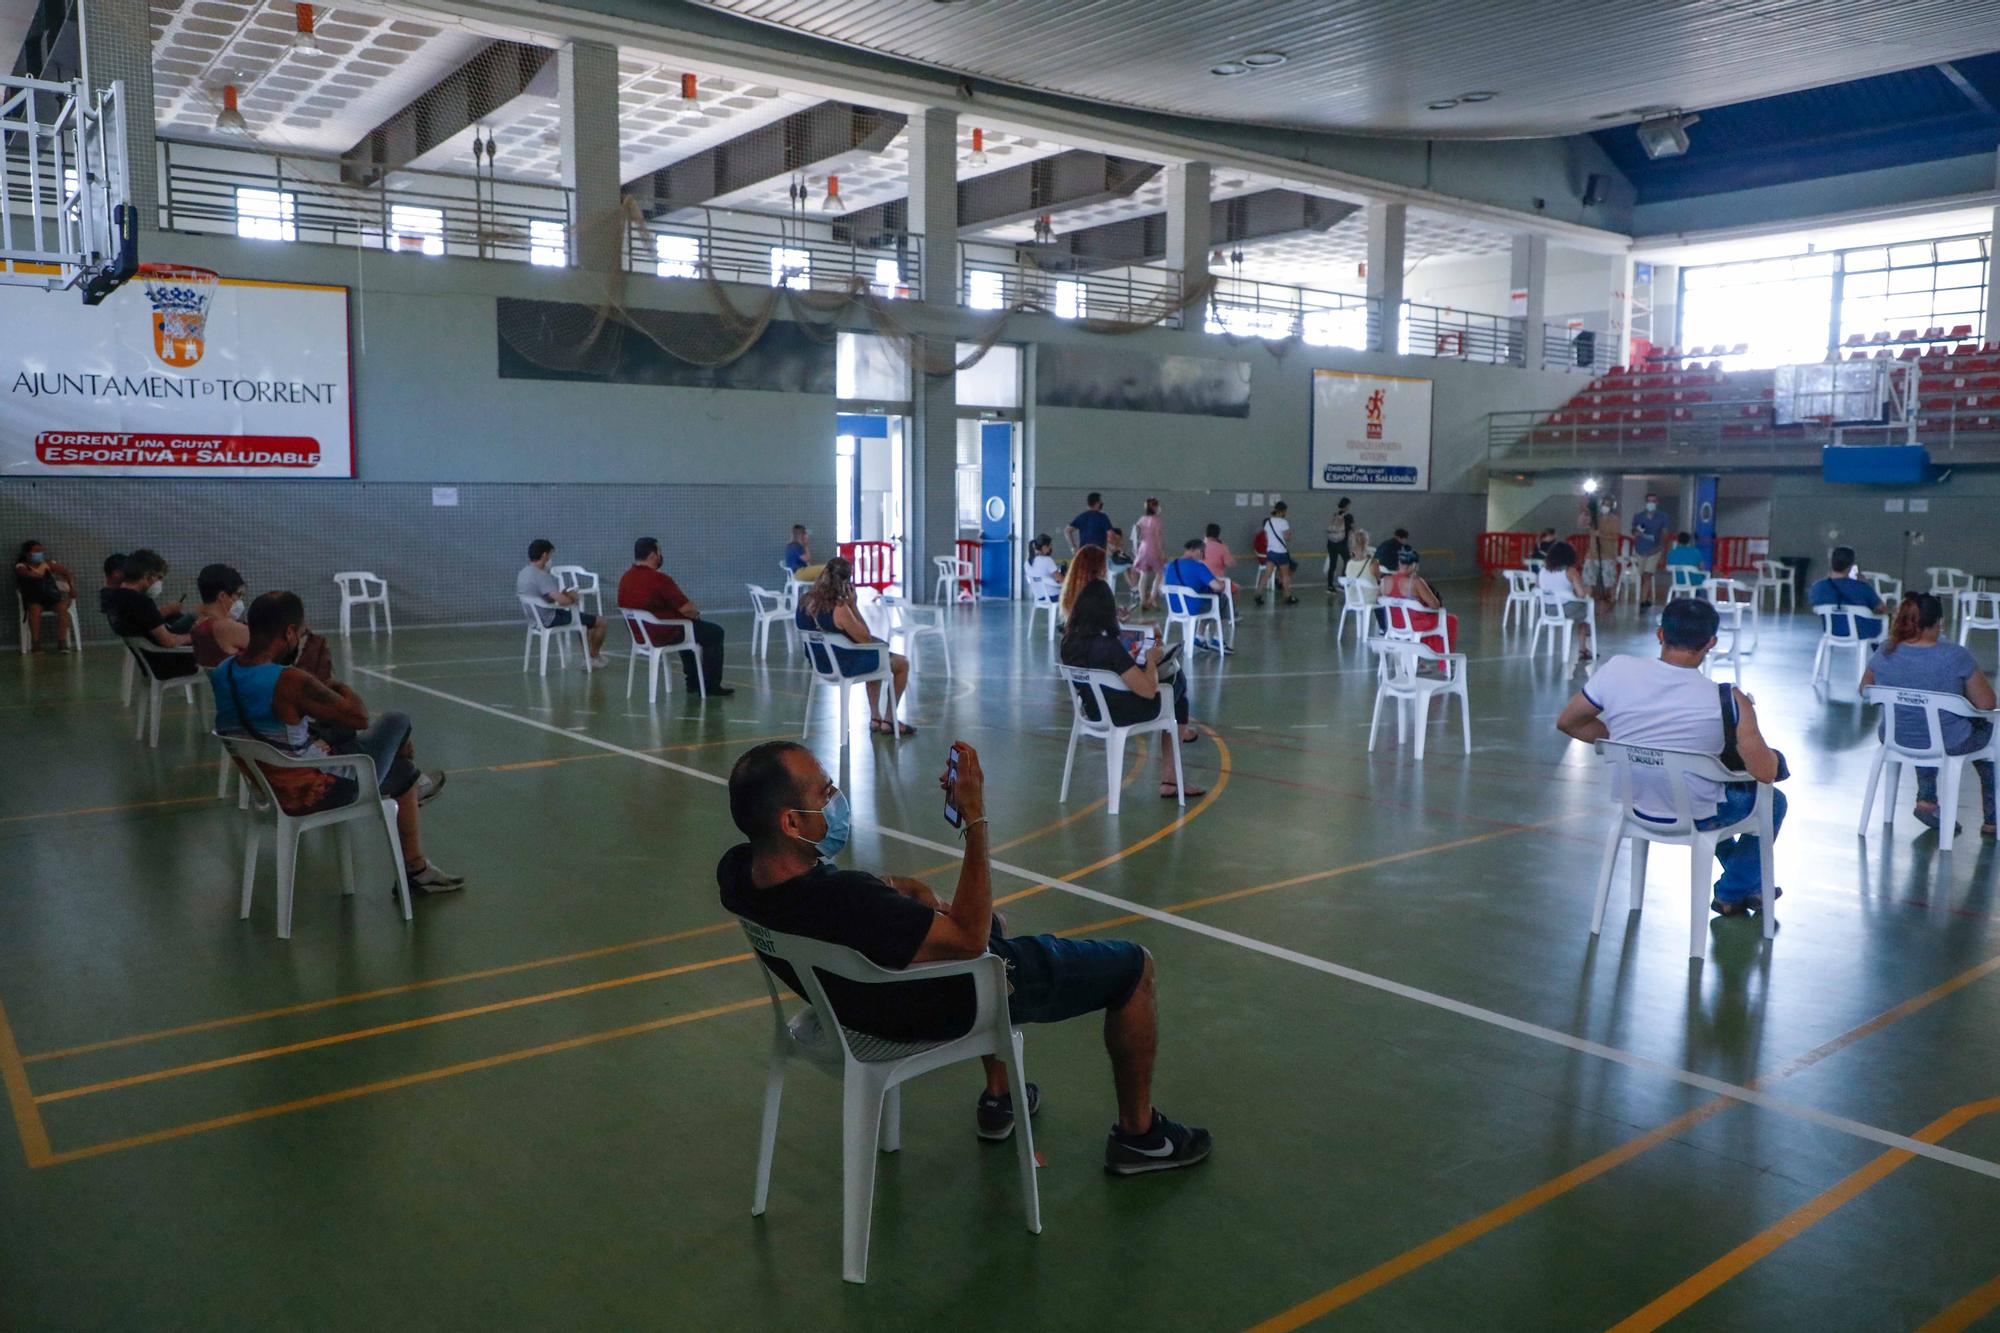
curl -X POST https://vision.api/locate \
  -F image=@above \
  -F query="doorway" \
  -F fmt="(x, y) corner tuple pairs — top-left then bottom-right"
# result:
(955, 417), (1021, 598)
(835, 412), (908, 592)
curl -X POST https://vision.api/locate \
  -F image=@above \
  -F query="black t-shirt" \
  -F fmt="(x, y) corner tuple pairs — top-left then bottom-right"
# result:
(716, 844), (978, 1043)
(104, 585), (166, 639)
(1375, 538), (1407, 569)
(1060, 630), (1164, 725)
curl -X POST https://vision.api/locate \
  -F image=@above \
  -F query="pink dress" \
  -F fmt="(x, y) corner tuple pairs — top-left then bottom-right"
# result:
(1133, 514), (1165, 574)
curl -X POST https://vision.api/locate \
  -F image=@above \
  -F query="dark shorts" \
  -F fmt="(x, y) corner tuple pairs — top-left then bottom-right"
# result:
(545, 609), (598, 629)
(992, 933), (1146, 1024)
(1267, 552), (1297, 571)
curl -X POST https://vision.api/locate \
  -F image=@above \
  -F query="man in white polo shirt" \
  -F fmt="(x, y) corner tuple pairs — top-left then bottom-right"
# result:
(1555, 597), (1787, 918)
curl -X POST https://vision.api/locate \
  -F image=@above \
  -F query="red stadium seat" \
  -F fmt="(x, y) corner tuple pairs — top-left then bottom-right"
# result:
(1844, 334), (1867, 347)
(1950, 324), (1975, 340)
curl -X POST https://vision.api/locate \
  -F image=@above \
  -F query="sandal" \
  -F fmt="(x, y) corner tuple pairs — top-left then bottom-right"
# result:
(1912, 803), (1962, 836)
(872, 718), (917, 737)
(1160, 783), (1207, 799)
(1179, 726), (1200, 745)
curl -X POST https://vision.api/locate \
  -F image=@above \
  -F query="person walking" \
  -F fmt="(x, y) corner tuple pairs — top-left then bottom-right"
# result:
(1132, 498), (1167, 611)
(1325, 497), (1354, 593)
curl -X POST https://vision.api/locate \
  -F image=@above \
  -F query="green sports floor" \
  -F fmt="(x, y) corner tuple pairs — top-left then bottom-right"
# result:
(5, 583), (2000, 1331)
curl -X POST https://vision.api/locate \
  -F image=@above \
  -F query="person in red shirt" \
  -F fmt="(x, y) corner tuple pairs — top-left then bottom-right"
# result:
(616, 536), (733, 697)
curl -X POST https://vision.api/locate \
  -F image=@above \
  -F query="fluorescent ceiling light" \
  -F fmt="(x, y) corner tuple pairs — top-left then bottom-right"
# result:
(1637, 112), (1699, 160)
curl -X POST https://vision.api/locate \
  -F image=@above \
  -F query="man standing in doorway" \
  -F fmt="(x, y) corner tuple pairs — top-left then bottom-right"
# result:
(1325, 497), (1354, 593)
(617, 537), (734, 698)
(1629, 491), (1670, 611)
(1066, 493), (1113, 553)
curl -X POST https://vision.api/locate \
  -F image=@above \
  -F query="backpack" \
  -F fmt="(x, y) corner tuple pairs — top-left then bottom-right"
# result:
(1251, 528), (1268, 556)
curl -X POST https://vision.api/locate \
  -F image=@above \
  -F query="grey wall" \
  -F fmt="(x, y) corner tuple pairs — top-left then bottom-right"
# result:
(1768, 471), (2000, 589)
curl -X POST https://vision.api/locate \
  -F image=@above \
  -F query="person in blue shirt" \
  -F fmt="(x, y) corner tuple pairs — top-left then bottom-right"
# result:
(1066, 492), (1113, 553)
(782, 524), (811, 574)
(1163, 538), (1229, 651)
(1629, 491), (1670, 609)
(1808, 545), (1888, 641)
(1664, 531), (1707, 594)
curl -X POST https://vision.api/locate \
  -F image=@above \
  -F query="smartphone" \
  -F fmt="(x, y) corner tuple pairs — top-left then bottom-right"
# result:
(1153, 641), (1184, 672)
(944, 748), (962, 828)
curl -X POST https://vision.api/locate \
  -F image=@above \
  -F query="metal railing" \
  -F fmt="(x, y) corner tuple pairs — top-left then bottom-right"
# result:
(959, 250), (1184, 327)
(159, 139), (573, 264)
(1402, 301), (1525, 366)
(1487, 395), (2000, 467)
(629, 208), (923, 299)
(1543, 322), (1615, 374)
(1207, 278), (1377, 348)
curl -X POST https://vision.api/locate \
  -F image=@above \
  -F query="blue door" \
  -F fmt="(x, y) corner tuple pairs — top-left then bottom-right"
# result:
(1694, 474), (1719, 568)
(979, 421), (1013, 598)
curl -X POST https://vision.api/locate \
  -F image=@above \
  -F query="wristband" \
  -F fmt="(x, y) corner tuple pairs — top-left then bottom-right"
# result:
(959, 816), (989, 840)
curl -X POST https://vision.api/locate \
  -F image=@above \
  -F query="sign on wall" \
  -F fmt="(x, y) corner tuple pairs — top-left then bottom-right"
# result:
(0, 276), (353, 478)
(1309, 368), (1434, 492)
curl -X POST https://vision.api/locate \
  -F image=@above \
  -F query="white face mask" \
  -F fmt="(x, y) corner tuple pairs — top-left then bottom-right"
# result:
(1646, 502), (1658, 512)
(149, 580), (166, 596)
(228, 598), (248, 622)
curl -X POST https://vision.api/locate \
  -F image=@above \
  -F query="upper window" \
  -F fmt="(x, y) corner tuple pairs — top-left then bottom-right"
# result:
(529, 219), (566, 267)
(390, 204), (444, 256)
(771, 246), (811, 291)
(966, 269), (1005, 311)
(655, 234), (699, 279)
(236, 187), (297, 243)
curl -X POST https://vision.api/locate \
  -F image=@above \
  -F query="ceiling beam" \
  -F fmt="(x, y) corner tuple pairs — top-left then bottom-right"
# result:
(1023, 189), (1356, 272)
(627, 100), (904, 217)
(340, 41), (554, 185)
(832, 149), (1159, 246)
(1936, 62), (1999, 120)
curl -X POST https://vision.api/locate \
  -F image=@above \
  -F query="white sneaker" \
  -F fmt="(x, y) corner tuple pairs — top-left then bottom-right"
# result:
(588, 654), (609, 669)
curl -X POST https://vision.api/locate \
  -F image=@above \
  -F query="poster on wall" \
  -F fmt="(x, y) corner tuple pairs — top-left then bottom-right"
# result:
(0, 276), (353, 478)
(1308, 368), (1433, 491)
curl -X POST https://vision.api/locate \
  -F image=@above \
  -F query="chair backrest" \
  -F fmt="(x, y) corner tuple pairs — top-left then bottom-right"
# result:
(550, 564), (597, 593)
(1926, 566), (1970, 591)
(1379, 596), (1426, 640)
(1705, 577), (1751, 606)
(1502, 569), (1535, 594)
(1753, 559), (1786, 581)
(1025, 570), (1061, 606)
(1962, 590), (2000, 622)
(1813, 603), (1875, 643)
(1669, 566), (1707, 590)
(1059, 664), (1146, 734)
(1595, 739), (1748, 836)
(799, 628), (880, 681)
(746, 585), (785, 616)
(518, 594), (560, 629)
(1863, 685), (1988, 761)
(736, 919), (1001, 1061)
(120, 634), (193, 683)
(332, 572), (383, 599)
(621, 606), (691, 652)
(214, 729), (376, 816)
(1162, 585), (1211, 618)
(1369, 637), (1454, 686)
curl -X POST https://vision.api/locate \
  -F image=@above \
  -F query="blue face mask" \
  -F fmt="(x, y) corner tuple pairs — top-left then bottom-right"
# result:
(795, 789), (851, 860)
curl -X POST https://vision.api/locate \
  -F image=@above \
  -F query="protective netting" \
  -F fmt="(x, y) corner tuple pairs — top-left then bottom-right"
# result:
(495, 197), (1219, 377)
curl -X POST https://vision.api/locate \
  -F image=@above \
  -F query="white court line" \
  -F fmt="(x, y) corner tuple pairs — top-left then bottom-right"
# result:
(355, 666), (2000, 1185)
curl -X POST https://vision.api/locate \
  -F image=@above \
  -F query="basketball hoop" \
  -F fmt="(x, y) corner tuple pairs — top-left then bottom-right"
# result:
(137, 263), (219, 368)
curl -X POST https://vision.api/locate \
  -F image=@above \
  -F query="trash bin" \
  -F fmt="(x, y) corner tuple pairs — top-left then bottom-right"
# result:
(1573, 330), (1596, 369)
(1779, 556), (1811, 601)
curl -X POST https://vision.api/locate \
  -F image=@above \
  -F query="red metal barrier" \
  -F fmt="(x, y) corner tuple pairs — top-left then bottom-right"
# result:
(1713, 536), (1763, 576)
(839, 540), (898, 593)
(954, 539), (981, 600)
(1477, 531), (1539, 577)
(1567, 532), (1632, 561)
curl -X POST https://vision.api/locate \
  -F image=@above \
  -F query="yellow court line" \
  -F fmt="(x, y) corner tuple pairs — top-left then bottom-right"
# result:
(902, 738), (1149, 880)
(996, 728), (1232, 908)
(1917, 1273), (2000, 1333)
(1606, 1096), (2000, 1332)
(33, 953), (753, 1104)
(1243, 950), (2000, 1332)
(38, 998), (768, 1167)
(0, 995), (53, 1168)
(23, 921), (741, 1064)
(0, 794), (217, 827)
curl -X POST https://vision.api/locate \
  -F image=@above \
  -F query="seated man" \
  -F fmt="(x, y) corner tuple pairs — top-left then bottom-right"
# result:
(517, 538), (609, 668)
(1532, 528), (1559, 563)
(782, 524), (823, 582)
(617, 536), (732, 697)
(1375, 527), (1412, 572)
(1164, 537), (1228, 650)
(98, 552), (126, 620)
(718, 739), (1211, 1172)
(214, 592), (461, 893)
(104, 549), (198, 680)
(1807, 544), (1887, 641)
(1556, 597), (1786, 918)
(13, 540), (75, 652)
(190, 563), (250, 668)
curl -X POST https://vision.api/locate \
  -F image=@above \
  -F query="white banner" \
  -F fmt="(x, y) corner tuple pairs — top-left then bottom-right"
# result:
(0, 275), (353, 478)
(1309, 368), (1434, 492)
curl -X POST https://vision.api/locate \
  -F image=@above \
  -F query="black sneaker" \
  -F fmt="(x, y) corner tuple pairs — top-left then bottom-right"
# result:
(975, 1083), (1039, 1141)
(1105, 1109), (1212, 1175)
(702, 685), (736, 698)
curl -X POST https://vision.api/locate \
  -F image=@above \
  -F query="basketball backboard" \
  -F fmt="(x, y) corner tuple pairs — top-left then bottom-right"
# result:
(1, 73), (136, 303)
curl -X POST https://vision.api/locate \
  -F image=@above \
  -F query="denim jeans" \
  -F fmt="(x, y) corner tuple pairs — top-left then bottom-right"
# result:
(1695, 782), (1787, 904)
(1913, 719), (1996, 824)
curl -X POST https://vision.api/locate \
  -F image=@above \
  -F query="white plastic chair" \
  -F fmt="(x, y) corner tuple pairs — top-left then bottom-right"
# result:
(1751, 559), (1794, 614)
(779, 563), (805, 609)
(738, 920), (1039, 1285)
(332, 572), (391, 636)
(1668, 566), (1709, 597)
(1589, 740), (1776, 958)
(1162, 585), (1227, 658)
(1926, 567), (1971, 620)
(1367, 640), (1469, 760)
(1613, 555), (1641, 605)
(1380, 596), (1455, 655)
(1527, 589), (1596, 661)
(1499, 569), (1536, 631)
(1335, 576), (1376, 643)
(1699, 599), (1749, 680)
(122, 637), (199, 748)
(1860, 570), (1903, 604)
(550, 565), (603, 617)
(1959, 590), (2000, 652)
(801, 629), (897, 747)
(519, 595), (594, 676)
(17, 590), (82, 653)
(1859, 686), (1998, 852)
(1024, 570), (1063, 642)
(932, 555), (975, 606)
(877, 595), (951, 677)
(217, 732), (414, 940)
(620, 608), (705, 702)
(1705, 577), (1761, 652)
(1057, 666), (1184, 815)
(1810, 604), (1885, 693)
(747, 585), (797, 661)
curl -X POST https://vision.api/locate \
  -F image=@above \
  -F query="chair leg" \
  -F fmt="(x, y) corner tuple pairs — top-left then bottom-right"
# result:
(1168, 729), (1186, 806)
(134, 689), (147, 741)
(523, 631), (532, 673)
(751, 1049), (787, 1216)
(1059, 721), (1080, 801)
(1003, 1030), (1042, 1234)
(802, 676), (816, 740)
(239, 815), (260, 920)
(1589, 825), (1621, 937)
(1858, 748), (1887, 832)
(216, 750), (231, 799)
(149, 684), (163, 748)
(1940, 760), (1962, 852)
(693, 648), (707, 698)
(840, 1074), (886, 1284)
(1458, 686), (1472, 753)
(649, 652), (661, 705)
(626, 645), (637, 698)
(1688, 837), (1711, 960)
(276, 822), (300, 940)
(382, 801), (412, 922)
(1628, 839), (1650, 914)
(339, 822), (356, 897)
(382, 598), (392, 635)
(880, 1085), (902, 1153)
(837, 682), (849, 749)
(1411, 695), (1427, 761)
(1106, 734), (1126, 815)
(1884, 761), (1901, 827)
(1367, 687), (1386, 751)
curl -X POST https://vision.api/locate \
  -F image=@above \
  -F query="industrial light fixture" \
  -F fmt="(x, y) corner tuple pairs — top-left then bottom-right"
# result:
(1458, 90), (1497, 103)
(966, 126), (989, 168)
(680, 73), (699, 107)
(1426, 98), (1460, 110)
(292, 2), (318, 53)
(1031, 213), (1054, 245)
(1636, 111), (1698, 160)
(216, 84), (248, 132)
(1242, 50), (1287, 68)
(821, 174), (842, 211)
(1581, 477), (1601, 494)
(1210, 61), (1249, 77)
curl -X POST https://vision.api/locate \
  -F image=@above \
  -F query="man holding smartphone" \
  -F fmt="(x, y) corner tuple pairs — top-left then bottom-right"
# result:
(719, 740), (1211, 1173)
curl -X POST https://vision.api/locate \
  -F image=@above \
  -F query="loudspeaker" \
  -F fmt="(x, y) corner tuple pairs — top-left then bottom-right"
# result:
(1582, 173), (1607, 208)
